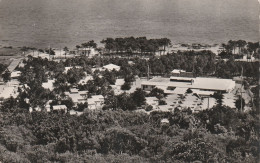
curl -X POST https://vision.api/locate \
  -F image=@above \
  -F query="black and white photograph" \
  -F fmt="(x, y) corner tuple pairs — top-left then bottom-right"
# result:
(0, 0), (259, 162)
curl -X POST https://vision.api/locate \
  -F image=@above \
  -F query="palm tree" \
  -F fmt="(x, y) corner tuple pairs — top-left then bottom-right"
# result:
(236, 40), (247, 55)
(160, 38), (171, 55)
(63, 47), (69, 59)
(227, 40), (236, 54)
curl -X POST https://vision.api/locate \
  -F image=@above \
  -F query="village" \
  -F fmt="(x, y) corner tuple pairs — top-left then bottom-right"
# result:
(0, 39), (257, 116)
(0, 0), (259, 161)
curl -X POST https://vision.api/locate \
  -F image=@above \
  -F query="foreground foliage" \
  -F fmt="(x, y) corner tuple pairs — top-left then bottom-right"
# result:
(0, 105), (259, 162)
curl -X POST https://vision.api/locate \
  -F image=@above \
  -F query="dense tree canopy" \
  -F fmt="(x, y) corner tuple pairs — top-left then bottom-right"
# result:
(0, 105), (259, 162)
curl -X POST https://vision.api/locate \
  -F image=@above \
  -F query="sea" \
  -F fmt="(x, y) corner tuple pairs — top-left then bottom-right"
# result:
(0, 0), (258, 49)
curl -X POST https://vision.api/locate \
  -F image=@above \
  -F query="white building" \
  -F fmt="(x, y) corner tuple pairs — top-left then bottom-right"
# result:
(42, 80), (55, 91)
(70, 48), (98, 57)
(64, 88), (88, 104)
(103, 64), (120, 71)
(0, 86), (18, 99)
(11, 71), (21, 79)
(53, 105), (67, 112)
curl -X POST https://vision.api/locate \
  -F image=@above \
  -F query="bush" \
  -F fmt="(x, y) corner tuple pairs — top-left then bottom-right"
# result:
(145, 105), (153, 111)
(159, 100), (167, 105)
(121, 82), (131, 90)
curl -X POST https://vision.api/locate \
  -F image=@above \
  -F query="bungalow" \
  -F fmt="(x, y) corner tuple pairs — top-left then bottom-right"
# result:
(42, 80), (55, 91)
(87, 95), (104, 110)
(103, 64), (120, 71)
(0, 86), (18, 100)
(69, 110), (83, 116)
(11, 71), (21, 79)
(171, 69), (186, 76)
(53, 105), (67, 113)
(6, 58), (22, 72)
(64, 88), (88, 104)
(70, 48), (98, 57)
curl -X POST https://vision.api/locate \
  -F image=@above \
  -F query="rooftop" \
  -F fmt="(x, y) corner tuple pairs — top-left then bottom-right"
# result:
(65, 91), (87, 103)
(42, 80), (55, 91)
(142, 76), (235, 92)
(7, 58), (22, 72)
(88, 95), (104, 102)
(0, 86), (18, 99)
(53, 105), (67, 111)
(103, 64), (120, 71)
(171, 69), (186, 74)
(11, 71), (21, 78)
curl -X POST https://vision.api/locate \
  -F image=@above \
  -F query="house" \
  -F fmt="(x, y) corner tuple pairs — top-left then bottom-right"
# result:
(6, 58), (22, 72)
(87, 95), (105, 110)
(11, 71), (21, 79)
(171, 69), (186, 76)
(27, 51), (51, 60)
(69, 110), (83, 116)
(42, 80), (55, 91)
(171, 69), (194, 77)
(110, 78), (125, 95)
(161, 118), (170, 124)
(103, 64), (120, 71)
(70, 48), (98, 57)
(0, 86), (18, 100)
(7, 80), (20, 86)
(53, 105), (67, 113)
(64, 89), (88, 104)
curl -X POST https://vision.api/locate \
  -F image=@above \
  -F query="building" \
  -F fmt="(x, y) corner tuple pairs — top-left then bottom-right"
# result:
(171, 69), (186, 76)
(171, 69), (194, 77)
(42, 80), (55, 91)
(53, 105), (67, 113)
(141, 76), (235, 95)
(64, 66), (82, 73)
(110, 78), (125, 95)
(7, 58), (22, 72)
(10, 71), (21, 79)
(64, 88), (88, 104)
(87, 95), (105, 110)
(69, 48), (98, 57)
(0, 86), (18, 100)
(103, 64), (120, 71)
(69, 110), (83, 116)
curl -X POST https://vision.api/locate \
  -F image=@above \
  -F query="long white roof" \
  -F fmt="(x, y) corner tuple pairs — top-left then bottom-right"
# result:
(142, 77), (235, 92)
(53, 105), (67, 110)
